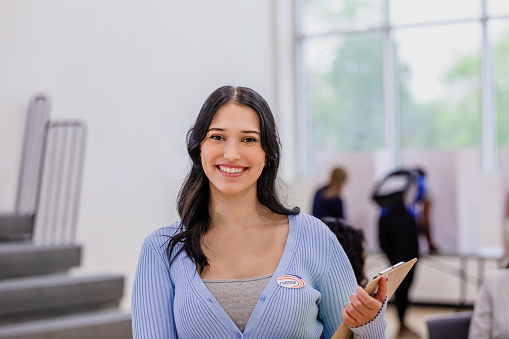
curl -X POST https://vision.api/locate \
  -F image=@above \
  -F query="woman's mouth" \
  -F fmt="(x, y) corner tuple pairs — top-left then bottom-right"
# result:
(217, 165), (247, 174)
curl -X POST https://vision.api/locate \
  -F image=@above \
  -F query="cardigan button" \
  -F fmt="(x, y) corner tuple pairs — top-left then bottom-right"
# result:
(237, 333), (243, 338)
(260, 294), (266, 301)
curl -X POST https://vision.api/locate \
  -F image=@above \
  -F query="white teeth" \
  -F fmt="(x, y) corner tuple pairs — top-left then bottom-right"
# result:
(219, 166), (244, 174)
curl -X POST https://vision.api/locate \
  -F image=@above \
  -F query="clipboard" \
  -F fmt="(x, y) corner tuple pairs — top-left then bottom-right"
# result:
(331, 258), (417, 339)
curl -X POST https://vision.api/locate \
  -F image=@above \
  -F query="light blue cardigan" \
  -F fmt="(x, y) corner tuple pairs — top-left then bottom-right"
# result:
(132, 213), (387, 339)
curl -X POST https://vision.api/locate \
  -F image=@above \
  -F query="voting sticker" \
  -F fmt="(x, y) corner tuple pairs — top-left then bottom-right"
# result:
(277, 274), (305, 289)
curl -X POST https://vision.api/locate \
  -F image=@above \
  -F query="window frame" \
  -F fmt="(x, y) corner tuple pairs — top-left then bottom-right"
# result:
(296, 0), (509, 176)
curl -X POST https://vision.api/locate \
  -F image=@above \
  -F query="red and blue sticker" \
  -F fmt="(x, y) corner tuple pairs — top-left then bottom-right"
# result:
(277, 274), (305, 289)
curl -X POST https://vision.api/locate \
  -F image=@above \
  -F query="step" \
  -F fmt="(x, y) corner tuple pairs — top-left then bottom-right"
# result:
(0, 213), (34, 242)
(0, 310), (132, 339)
(0, 243), (81, 279)
(0, 274), (124, 324)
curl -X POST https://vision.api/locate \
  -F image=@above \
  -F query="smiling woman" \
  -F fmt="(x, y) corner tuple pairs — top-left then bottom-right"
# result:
(131, 86), (389, 339)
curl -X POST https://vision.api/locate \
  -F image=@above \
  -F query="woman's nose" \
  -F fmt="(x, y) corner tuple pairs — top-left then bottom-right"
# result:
(223, 140), (241, 160)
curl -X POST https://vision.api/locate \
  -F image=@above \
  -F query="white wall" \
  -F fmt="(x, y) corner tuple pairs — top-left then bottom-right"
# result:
(0, 0), (290, 310)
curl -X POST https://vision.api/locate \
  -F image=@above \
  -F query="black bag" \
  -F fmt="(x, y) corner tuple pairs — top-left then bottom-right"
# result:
(371, 169), (419, 208)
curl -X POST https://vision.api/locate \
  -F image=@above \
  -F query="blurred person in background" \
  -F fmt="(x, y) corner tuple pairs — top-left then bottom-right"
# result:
(468, 264), (509, 339)
(413, 168), (438, 254)
(312, 167), (348, 220)
(373, 168), (424, 338)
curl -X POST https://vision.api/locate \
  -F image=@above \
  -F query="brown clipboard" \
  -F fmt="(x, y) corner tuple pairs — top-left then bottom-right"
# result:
(331, 258), (418, 339)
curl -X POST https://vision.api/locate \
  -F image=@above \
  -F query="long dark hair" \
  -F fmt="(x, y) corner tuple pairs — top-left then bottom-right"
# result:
(323, 218), (367, 287)
(166, 86), (299, 272)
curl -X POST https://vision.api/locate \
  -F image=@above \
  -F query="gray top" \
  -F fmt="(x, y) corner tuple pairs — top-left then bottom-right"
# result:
(203, 273), (273, 332)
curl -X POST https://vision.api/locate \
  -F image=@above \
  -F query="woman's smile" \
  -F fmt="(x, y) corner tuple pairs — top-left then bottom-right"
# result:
(217, 165), (248, 176)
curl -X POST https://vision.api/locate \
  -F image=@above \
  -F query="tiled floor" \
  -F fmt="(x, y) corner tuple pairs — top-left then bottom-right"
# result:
(385, 304), (472, 339)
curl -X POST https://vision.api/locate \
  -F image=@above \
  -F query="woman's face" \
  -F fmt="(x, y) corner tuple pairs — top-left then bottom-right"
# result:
(200, 102), (266, 198)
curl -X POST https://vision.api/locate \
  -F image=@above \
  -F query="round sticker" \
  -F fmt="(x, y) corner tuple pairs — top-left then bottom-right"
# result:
(277, 274), (305, 289)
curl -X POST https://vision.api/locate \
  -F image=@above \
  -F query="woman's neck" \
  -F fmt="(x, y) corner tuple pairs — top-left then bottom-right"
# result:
(208, 190), (270, 230)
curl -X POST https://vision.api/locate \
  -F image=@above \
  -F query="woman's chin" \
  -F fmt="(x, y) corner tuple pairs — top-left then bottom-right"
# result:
(210, 184), (257, 199)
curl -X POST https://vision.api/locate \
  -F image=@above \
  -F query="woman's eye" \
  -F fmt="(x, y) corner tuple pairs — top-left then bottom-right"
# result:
(243, 137), (257, 143)
(210, 135), (223, 141)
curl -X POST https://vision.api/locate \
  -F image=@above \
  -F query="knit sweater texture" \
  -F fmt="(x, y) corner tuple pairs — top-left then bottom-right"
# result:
(132, 213), (387, 339)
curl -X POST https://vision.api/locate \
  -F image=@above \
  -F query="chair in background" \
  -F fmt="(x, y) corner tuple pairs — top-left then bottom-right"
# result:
(426, 312), (472, 339)
(0, 95), (50, 241)
(33, 120), (87, 245)
(0, 95), (87, 245)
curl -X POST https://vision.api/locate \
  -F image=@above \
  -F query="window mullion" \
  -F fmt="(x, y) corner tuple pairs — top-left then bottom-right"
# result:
(383, 0), (400, 169)
(481, 0), (498, 173)
(295, 0), (312, 177)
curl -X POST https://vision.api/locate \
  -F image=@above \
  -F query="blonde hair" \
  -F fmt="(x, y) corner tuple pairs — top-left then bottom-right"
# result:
(323, 167), (347, 199)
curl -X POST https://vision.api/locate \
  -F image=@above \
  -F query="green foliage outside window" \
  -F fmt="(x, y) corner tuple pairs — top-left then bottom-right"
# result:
(304, 1), (509, 151)
(307, 34), (383, 151)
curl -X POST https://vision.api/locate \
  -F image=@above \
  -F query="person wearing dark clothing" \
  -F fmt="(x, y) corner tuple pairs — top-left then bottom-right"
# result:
(373, 168), (424, 337)
(312, 167), (347, 220)
(313, 186), (345, 220)
(378, 206), (419, 336)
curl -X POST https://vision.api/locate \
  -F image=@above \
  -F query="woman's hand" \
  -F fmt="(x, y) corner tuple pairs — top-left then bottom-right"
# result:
(341, 275), (388, 328)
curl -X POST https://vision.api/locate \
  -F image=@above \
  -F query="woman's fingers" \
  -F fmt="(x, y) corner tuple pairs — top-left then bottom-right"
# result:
(342, 277), (388, 328)
(341, 303), (359, 326)
(353, 287), (379, 310)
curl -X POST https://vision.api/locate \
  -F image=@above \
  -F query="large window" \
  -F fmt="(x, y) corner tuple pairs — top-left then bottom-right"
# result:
(397, 23), (482, 149)
(298, 0), (509, 253)
(304, 33), (383, 151)
(299, 0), (507, 156)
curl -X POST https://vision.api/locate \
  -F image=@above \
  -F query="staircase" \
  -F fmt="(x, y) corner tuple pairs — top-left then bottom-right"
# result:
(0, 244), (132, 338)
(0, 95), (132, 338)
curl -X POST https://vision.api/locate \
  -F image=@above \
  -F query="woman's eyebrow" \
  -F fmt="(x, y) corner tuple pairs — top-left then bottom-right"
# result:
(207, 127), (260, 135)
(207, 127), (224, 132)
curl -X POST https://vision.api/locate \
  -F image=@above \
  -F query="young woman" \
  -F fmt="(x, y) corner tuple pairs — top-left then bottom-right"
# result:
(132, 86), (388, 339)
